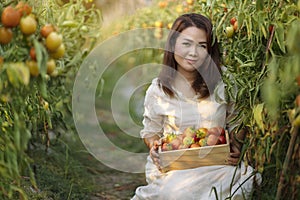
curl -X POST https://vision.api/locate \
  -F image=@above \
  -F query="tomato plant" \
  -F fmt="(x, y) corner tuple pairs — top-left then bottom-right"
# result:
(0, 0), (102, 199)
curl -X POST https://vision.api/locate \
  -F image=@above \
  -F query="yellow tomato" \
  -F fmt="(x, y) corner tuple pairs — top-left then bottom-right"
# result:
(50, 44), (65, 59)
(26, 60), (39, 77)
(46, 32), (63, 52)
(186, 0), (194, 5)
(225, 26), (234, 38)
(154, 21), (163, 28)
(46, 59), (56, 75)
(20, 15), (37, 35)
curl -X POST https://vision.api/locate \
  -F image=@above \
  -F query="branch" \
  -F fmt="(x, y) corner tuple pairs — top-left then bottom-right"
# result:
(275, 126), (299, 200)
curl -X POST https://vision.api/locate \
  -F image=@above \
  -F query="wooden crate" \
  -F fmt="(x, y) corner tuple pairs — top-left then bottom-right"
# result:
(158, 131), (230, 172)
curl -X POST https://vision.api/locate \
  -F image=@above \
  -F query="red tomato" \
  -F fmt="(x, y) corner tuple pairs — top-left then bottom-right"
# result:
(218, 135), (226, 144)
(30, 47), (36, 60)
(230, 17), (237, 26)
(16, 1), (32, 16)
(1, 6), (21, 27)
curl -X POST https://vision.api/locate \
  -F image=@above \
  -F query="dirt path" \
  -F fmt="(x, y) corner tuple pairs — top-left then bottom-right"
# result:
(81, 154), (146, 200)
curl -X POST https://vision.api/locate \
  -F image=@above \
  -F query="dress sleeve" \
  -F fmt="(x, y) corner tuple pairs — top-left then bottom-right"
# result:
(140, 83), (164, 139)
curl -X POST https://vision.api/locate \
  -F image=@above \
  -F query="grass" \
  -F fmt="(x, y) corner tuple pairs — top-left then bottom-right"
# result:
(23, 134), (96, 200)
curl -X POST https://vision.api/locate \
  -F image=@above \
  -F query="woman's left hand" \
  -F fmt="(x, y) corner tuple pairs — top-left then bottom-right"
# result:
(228, 128), (246, 165)
(228, 144), (241, 165)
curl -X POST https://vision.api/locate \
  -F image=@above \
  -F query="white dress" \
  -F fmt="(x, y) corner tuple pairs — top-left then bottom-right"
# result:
(131, 78), (261, 200)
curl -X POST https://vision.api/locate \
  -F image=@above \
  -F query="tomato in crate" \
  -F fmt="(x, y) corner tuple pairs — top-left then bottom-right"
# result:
(158, 126), (230, 172)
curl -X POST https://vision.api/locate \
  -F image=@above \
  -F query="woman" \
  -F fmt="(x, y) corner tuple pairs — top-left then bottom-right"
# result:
(132, 13), (260, 200)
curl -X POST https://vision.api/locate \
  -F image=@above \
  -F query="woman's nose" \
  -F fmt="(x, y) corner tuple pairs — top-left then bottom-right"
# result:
(188, 45), (198, 57)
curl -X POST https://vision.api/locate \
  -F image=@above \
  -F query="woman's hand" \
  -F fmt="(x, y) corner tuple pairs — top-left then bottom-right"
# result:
(143, 135), (162, 170)
(228, 128), (246, 166)
(149, 140), (162, 170)
(228, 143), (241, 165)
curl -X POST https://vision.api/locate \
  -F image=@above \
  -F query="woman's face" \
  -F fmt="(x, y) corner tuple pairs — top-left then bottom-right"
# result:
(174, 27), (208, 73)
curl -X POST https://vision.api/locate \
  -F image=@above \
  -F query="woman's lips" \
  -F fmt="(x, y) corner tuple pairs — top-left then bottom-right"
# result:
(185, 59), (197, 65)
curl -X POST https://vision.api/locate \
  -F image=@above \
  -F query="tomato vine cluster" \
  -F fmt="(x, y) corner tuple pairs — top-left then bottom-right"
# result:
(0, 1), (65, 79)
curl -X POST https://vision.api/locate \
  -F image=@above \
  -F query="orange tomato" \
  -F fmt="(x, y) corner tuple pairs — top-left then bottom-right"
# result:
(0, 27), (13, 44)
(30, 47), (36, 60)
(16, 1), (32, 16)
(1, 6), (21, 28)
(190, 143), (200, 148)
(40, 24), (55, 38)
(296, 95), (300, 107)
(233, 21), (238, 32)
(158, 1), (167, 8)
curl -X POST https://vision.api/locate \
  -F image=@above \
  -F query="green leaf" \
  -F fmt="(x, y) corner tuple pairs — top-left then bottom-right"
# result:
(275, 22), (286, 53)
(286, 20), (300, 53)
(37, 76), (48, 99)
(253, 103), (265, 131)
(256, 0), (264, 11)
(33, 39), (48, 76)
(260, 24), (267, 39)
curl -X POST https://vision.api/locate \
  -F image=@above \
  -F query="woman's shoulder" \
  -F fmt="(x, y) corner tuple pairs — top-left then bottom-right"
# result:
(144, 78), (167, 105)
(145, 78), (163, 96)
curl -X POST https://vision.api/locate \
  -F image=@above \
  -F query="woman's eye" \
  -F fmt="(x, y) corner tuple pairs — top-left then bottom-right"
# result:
(182, 42), (191, 46)
(198, 44), (207, 49)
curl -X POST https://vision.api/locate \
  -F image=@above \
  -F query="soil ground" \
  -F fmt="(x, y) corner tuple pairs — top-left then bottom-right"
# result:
(84, 154), (147, 200)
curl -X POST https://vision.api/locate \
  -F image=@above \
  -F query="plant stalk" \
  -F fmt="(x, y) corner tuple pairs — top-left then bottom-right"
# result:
(275, 126), (299, 200)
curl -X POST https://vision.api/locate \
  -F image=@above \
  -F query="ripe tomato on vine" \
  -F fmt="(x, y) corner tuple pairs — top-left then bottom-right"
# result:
(20, 14), (37, 35)
(1, 6), (21, 27)
(0, 27), (13, 44)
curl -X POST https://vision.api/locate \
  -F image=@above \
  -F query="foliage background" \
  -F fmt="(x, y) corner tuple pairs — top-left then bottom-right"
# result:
(0, 0), (299, 199)
(99, 0), (300, 199)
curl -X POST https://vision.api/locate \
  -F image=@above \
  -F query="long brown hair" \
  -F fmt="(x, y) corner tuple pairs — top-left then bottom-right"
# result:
(158, 13), (222, 98)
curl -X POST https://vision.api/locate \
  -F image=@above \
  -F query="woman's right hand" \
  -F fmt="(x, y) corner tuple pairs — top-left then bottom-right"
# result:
(149, 140), (161, 170)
